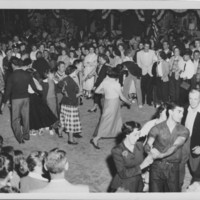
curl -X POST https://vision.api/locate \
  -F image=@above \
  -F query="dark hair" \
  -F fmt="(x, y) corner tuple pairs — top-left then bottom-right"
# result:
(162, 40), (169, 45)
(107, 67), (119, 79)
(0, 186), (19, 193)
(0, 153), (14, 179)
(183, 48), (192, 57)
(26, 151), (46, 172)
(117, 43), (126, 50)
(14, 150), (24, 166)
(159, 51), (168, 60)
(113, 48), (121, 57)
(144, 40), (151, 46)
(69, 50), (77, 58)
(1, 146), (14, 157)
(0, 135), (3, 144)
(5, 48), (12, 54)
(99, 54), (109, 64)
(166, 102), (182, 118)
(65, 65), (77, 75)
(115, 64), (124, 73)
(23, 58), (32, 66)
(122, 121), (141, 135)
(58, 61), (65, 67)
(193, 50), (200, 55)
(36, 51), (43, 58)
(73, 59), (82, 66)
(124, 49), (132, 57)
(10, 57), (23, 67)
(45, 148), (67, 174)
(152, 102), (167, 119)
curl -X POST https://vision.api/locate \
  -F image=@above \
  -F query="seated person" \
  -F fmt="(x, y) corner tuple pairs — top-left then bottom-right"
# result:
(31, 148), (89, 193)
(20, 151), (49, 192)
(0, 153), (17, 192)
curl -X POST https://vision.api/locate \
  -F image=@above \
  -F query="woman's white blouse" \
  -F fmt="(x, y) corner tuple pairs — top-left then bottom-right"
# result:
(96, 77), (121, 99)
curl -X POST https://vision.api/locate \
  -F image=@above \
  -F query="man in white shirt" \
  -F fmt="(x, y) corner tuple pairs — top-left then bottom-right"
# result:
(137, 41), (157, 105)
(179, 49), (195, 106)
(192, 50), (200, 89)
(181, 89), (200, 187)
(31, 148), (89, 193)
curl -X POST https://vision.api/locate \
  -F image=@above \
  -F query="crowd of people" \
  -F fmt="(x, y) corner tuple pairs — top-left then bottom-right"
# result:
(1, 21), (200, 193)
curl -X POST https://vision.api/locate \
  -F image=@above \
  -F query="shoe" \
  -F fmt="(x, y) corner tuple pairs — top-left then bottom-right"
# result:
(121, 103), (130, 109)
(138, 105), (143, 109)
(74, 133), (83, 138)
(58, 133), (63, 138)
(79, 97), (83, 105)
(30, 130), (38, 136)
(68, 141), (78, 145)
(49, 130), (54, 135)
(88, 108), (97, 113)
(90, 139), (100, 149)
(20, 140), (25, 144)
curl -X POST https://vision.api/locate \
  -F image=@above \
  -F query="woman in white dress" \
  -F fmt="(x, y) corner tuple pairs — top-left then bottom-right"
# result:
(83, 46), (98, 98)
(90, 67), (131, 149)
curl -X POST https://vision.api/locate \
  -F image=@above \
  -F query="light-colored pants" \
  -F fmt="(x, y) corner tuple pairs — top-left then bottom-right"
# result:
(12, 98), (30, 143)
(123, 73), (142, 106)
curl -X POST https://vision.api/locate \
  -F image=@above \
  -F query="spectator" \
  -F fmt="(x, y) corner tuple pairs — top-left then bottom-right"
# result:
(31, 148), (89, 193)
(20, 151), (49, 192)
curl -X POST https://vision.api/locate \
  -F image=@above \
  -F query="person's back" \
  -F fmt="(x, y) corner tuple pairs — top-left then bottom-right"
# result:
(30, 179), (89, 193)
(8, 69), (32, 100)
(102, 77), (121, 99)
(20, 173), (49, 193)
(30, 148), (89, 193)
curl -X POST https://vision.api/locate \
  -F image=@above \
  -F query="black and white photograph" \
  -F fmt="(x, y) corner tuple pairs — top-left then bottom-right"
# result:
(0, 0), (200, 199)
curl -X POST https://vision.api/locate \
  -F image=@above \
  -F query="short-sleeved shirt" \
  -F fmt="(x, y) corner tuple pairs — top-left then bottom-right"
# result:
(149, 121), (189, 163)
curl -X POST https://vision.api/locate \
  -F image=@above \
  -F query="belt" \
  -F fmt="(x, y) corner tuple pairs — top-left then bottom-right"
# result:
(154, 160), (179, 165)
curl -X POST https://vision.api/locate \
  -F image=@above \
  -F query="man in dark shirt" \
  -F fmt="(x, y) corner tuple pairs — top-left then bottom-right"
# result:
(145, 102), (189, 192)
(88, 54), (109, 113)
(1, 57), (37, 144)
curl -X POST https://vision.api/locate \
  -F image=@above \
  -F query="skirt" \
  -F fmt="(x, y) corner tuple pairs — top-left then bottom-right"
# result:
(60, 105), (82, 133)
(93, 98), (122, 138)
(29, 93), (58, 130)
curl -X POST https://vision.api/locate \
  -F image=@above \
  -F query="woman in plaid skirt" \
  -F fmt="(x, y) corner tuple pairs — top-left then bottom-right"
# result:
(58, 65), (82, 145)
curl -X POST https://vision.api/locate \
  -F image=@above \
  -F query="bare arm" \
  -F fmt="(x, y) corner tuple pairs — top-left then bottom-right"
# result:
(119, 89), (131, 105)
(153, 136), (186, 160)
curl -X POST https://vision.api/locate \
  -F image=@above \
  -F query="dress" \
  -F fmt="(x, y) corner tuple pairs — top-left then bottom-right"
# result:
(29, 93), (57, 130)
(83, 53), (97, 91)
(27, 70), (57, 130)
(93, 77), (122, 138)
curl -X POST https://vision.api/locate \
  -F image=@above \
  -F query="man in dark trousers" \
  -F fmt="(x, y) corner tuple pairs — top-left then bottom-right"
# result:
(88, 54), (110, 113)
(1, 57), (38, 144)
(144, 102), (189, 192)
